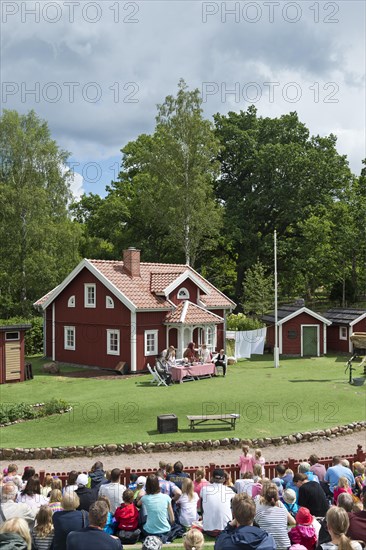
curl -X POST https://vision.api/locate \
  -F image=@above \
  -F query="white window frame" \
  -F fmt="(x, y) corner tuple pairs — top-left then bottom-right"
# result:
(84, 283), (96, 308)
(5, 331), (20, 341)
(144, 329), (159, 356)
(68, 295), (75, 308)
(339, 326), (347, 341)
(107, 329), (120, 355)
(206, 326), (214, 349)
(106, 296), (114, 309)
(177, 287), (190, 300)
(64, 326), (75, 350)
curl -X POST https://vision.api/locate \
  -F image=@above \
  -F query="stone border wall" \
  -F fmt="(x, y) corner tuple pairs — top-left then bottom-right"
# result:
(1, 421), (365, 461)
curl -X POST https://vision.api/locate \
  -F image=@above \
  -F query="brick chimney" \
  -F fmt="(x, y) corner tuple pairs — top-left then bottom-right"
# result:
(123, 247), (141, 277)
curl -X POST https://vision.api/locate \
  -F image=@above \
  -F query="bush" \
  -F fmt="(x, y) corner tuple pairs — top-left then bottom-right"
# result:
(0, 399), (70, 424)
(226, 313), (265, 331)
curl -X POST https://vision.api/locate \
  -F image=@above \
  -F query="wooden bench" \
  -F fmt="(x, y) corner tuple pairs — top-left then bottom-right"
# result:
(187, 413), (240, 430)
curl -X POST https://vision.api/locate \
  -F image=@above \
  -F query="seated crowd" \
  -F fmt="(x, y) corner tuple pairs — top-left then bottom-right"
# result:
(0, 451), (365, 550)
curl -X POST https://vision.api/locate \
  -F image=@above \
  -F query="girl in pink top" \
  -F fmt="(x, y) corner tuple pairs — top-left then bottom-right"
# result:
(252, 449), (266, 476)
(333, 476), (353, 504)
(238, 445), (253, 477)
(193, 468), (209, 514)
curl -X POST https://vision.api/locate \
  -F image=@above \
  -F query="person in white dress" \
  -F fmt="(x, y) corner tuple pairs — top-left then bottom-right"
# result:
(177, 478), (198, 528)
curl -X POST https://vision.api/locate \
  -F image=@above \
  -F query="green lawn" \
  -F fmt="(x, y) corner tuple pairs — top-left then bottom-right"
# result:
(0, 355), (364, 448)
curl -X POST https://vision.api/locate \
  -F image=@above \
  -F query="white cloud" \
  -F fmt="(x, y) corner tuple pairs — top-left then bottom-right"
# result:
(69, 171), (85, 201)
(2, 0), (365, 192)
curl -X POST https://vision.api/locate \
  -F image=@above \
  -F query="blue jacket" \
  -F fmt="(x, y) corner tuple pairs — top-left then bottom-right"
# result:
(53, 510), (89, 550)
(215, 524), (276, 550)
(66, 527), (121, 550)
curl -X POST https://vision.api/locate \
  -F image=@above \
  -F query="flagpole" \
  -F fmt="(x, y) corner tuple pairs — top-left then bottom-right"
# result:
(274, 230), (279, 368)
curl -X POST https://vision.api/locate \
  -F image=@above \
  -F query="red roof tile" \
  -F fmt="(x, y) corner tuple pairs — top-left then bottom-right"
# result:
(89, 260), (234, 310)
(165, 301), (224, 324)
(35, 258), (235, 311)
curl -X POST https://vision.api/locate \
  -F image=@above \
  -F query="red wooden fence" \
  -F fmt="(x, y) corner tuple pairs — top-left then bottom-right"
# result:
(36, 445), (366, 487)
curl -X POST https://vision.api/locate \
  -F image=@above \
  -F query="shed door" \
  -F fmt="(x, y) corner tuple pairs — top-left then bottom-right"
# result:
(302, 326), (318, 356)
(5, 341), (21, 381)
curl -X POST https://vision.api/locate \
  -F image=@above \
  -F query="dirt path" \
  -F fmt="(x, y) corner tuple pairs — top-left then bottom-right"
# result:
(4, 432), (365, 474)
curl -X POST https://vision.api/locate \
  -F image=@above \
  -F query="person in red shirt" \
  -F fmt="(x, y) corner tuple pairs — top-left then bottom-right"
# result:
(114, 489), (140, 543)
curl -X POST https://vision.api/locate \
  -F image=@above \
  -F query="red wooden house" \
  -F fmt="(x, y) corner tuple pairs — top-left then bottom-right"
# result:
(324, 308), (366, 353)
(34, 248), (235, 372)
(0, 324), (31, 384)
(262, 305), (331, 356)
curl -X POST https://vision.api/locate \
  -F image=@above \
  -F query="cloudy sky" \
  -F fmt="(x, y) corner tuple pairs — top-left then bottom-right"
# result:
(2, 0), (365, 198)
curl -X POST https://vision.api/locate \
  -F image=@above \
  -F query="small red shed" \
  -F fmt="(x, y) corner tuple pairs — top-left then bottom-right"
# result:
(262, 305), (331, 356)
(0, 324), (31, 384)
(324, 308), (366, 353)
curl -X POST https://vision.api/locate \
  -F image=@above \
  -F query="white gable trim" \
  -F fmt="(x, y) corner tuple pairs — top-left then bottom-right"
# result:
(41, 259), (136, 312)
(163, 270), (210, 297)
(350, 312), (366, 326)
(180, 300), (190, 323)
(278, 307), (332, 326)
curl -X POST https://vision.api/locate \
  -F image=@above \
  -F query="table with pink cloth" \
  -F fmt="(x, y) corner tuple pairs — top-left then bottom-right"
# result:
(170, 363), (215, 383)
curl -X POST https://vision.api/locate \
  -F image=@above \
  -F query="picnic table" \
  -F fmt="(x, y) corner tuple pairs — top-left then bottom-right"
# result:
(187, 413), (240, 430)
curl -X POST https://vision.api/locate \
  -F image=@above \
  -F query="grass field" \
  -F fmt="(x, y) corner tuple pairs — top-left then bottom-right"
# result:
(0, 355), (364, 448)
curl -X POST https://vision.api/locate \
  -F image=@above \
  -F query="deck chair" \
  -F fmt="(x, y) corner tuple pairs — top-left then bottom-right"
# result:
(147, 363), (168, 386)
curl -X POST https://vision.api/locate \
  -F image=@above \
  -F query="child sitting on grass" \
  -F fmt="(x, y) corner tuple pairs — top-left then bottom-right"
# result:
(177, 478), (199, 528)
(184, 529), (204, 550)
(31, 505), (54, 550)
(114, 488), (140, 543)
(333, 476), (353, 505)
(289, 507), (318, 550)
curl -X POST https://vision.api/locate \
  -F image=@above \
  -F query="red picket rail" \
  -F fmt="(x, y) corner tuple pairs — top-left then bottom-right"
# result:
(36, 445), (365, 487)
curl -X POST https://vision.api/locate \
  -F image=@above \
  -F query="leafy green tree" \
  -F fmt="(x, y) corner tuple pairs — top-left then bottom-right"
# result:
(108, 79), (222, 266)
(214, 106), (353, 303)
(0, 110), (81, 316)
(243, 261), (273, 315)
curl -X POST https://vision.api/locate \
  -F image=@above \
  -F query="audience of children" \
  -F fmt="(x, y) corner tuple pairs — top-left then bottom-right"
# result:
(1, 449), (365, 549)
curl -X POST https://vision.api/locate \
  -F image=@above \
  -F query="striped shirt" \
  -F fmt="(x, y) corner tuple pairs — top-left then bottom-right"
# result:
(31, 531), (54, 550)
(255, 503), (290, 549)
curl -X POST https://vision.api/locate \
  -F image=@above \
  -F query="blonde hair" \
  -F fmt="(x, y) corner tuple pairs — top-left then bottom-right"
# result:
(285, 468), (294, 476)
(34, 505), (54, 538)
(255, 449), (262, 459)
(182, 478), (195, 501)
(338, 476), (349, 489)
(0, 518), (32, 550)
(353, 462), (365, 475)
(326, 507), (353, 550)
(49, 489), (62, 503)
(43, 474), (53, 488)
(51, 478), (62, 491)
(61, 492), (80, 510)
(253, 464), (262, 477)
(184, 528), (204, 550)
(242, 445), (249, 454)
(159, 460), (167, 470)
